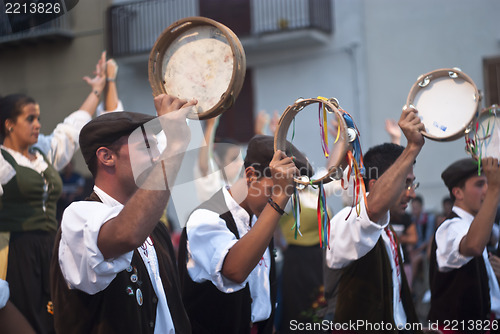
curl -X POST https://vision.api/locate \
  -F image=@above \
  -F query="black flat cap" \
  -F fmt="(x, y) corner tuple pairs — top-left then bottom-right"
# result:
(80, 111), (155, 166)
(244, 135), (314, 178)
(441, 158), (479, 192)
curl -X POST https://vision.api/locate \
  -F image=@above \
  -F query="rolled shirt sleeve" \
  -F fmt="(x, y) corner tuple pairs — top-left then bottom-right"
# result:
(186, 208), (246, 292)
(58, 201), (133, 295)
(435, 217), (473, 272)
(326, 194), (390, 269)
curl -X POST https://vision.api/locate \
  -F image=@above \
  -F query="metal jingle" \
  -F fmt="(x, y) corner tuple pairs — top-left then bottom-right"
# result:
(418, 76), (430, 87)
(295, 97), (305, 103)
(347, 128), (357, 142)
(448, 71), (459, 79)
(464, 125), (472, 134)
(295, 175), (310, 190)
(328, 97), (340, 109)
(328, 166), (344, 181)
(294, 105), (305, 112)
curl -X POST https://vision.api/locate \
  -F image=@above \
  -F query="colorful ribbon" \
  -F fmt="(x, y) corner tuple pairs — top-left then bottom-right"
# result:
(290, 185), (302, 239)
(316, 181), (330, 249)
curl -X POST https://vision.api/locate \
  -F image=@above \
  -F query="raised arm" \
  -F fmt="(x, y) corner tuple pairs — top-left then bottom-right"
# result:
(366, 106), (425, 221)
(198, 116), (218, 177)
(97, 94), (197, 259)
(221, 150), (298, 283)
(78, 52), (107, 116)
(104, 58), (119, 111)
(459, 158), (500, 257)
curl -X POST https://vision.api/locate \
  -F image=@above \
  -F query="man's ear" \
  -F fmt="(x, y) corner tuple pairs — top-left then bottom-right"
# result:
(452, 187), (463, 201)
(96, 147), (116, 167)
(245, 166), (257, 184)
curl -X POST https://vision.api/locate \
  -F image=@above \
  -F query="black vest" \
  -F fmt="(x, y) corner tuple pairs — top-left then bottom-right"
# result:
(50, 192), (191, 334)
(428, 212), (492, 331)
(334, 226), (422, 334)
(178, 189), (277, 334)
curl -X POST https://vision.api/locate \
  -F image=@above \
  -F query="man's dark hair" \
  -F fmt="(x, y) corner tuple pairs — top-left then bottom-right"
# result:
(362, 143), (405, 191)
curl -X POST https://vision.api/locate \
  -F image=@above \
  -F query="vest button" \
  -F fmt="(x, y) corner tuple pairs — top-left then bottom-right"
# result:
(149, 321), (154, 327)
(152, 296), (158, 303)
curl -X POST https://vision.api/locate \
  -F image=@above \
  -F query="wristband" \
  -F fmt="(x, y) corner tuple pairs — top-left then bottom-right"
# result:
(106, 78), (115, 82)
(268, 198), (285, 215)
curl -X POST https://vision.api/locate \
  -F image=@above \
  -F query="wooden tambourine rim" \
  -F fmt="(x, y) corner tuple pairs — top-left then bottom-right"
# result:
(148, 16), (246, 120)
(274, 98), (349, 186)
(406, 68), (480, 142)
(466, 105), (500, 160)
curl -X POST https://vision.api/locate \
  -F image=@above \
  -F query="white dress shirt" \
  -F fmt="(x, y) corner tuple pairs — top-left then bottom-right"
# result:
(186, 187), (272, 323)
(58, 186), (175, 334)
(435, 206), (500, 318)
(325, 195), (408, 326)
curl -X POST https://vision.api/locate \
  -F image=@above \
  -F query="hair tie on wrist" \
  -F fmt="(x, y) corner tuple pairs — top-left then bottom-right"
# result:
(107, 78), (115, 82)
(268, 198), (286, 215)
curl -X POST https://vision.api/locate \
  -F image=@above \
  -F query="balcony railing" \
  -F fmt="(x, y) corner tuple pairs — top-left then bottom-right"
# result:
(107, 0), (333, 58)
(0, 14), (73, 47)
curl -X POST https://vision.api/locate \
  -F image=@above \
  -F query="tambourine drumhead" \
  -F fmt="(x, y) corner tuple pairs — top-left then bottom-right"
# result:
(148, 17), (246, 120)
(406, 68), (480, 141)
(274, 98), (349, 186)
(466, 105), (500, 160)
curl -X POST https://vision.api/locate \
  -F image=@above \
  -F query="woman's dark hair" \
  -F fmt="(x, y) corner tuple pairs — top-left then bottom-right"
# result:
(0, 94), (37, 143)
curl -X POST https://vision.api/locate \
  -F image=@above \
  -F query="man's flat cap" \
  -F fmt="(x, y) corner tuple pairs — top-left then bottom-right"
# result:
(244, 135), (314, 177)
(79, 111), (155, 166)
(441, 158), (479, 192)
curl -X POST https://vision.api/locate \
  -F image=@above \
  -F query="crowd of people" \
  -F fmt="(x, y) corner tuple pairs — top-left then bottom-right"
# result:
(1, 50), (500, 334)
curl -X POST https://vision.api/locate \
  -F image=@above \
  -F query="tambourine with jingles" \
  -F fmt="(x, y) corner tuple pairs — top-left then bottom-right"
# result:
(274, 97), (365, 248)
(148, 16), (246, 120)
(274, 97), (351, 187)
(466, 105), (500, 161)
(406, 67), (481, 141)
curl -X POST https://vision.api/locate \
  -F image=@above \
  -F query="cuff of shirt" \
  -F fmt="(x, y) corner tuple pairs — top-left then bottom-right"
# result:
(210, 239), (247, 292)
(59, 204), (133, 295)
(436, 230), (472, 271)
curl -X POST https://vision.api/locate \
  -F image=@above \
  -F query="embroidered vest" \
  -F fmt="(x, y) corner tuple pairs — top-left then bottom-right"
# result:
(428, 212), (491, 326)
(334, 227), (421, 334)
(50, 192), (191, 334)
(178, 189), (277, 334)
(0, 148), (62, 232)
